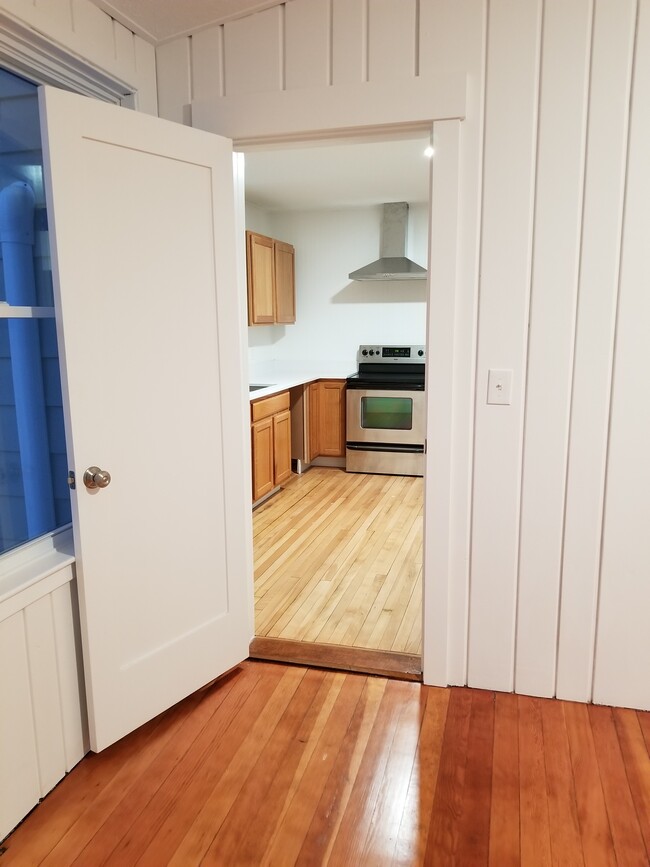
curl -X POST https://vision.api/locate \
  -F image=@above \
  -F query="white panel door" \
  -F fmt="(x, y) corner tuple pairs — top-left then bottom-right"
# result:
(39, 86), (250, 751)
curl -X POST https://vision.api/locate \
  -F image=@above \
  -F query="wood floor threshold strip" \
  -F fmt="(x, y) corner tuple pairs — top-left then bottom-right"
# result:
(249, 637), (422, 682)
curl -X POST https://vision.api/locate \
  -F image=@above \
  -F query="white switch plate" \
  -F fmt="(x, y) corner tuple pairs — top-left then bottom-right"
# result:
(487, 369), (513, 405)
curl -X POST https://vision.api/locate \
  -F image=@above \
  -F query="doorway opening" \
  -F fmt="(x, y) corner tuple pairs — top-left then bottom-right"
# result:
(239, 131), (433, 679)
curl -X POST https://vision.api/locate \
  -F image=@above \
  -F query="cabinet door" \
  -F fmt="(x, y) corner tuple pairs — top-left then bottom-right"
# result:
(319, 381), (346, 456)
(252, 417), (274, 501)
(308, 381), (321, 461)
(246, 231), (275, 324)
(273, 409), (292, 485)
(274, 240), (295, 324)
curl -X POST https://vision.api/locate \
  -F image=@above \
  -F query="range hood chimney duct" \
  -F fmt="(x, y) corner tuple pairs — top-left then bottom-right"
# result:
(348, 202), (427, 281)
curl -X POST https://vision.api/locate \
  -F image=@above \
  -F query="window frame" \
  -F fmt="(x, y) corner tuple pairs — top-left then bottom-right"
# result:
(0, 16), (136, 574)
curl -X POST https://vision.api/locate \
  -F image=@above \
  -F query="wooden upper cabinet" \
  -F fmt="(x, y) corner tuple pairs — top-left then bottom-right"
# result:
(246, 231), (275, 324)
(246, 231), (295, 326)
(274, 240), (296, 324)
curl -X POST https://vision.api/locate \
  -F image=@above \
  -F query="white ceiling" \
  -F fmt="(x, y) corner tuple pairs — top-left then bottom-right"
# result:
(244, 136), (432, 211)
(90, 1), (432, 211)
(91, 0), (282, 43)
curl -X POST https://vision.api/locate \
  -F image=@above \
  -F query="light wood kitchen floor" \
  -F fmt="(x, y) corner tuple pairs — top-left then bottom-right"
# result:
(253, 467), (423, 655)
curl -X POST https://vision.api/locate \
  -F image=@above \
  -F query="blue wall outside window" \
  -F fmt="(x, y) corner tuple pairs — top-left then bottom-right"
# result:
(0, 67), (71, 554)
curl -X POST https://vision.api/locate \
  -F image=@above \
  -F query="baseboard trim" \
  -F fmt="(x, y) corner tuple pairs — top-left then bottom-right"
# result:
(249, 637), (422, 682)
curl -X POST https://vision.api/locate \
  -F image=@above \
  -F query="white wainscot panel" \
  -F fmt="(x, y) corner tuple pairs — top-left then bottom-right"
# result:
(592, 0), (650, 713)
(32, 0), (73, 40)
(0, 0), (158, 116)
(368, 0), (418, 81)
(114, 21), (137, 81)
(192, 27), (224, 104)
(419, 0), (483, 78)
(285, 0), (330, 90)
(555, 0), (638, 704)
(0, 560), (88, 842)
(224, 6), (283, 97)
(71, 0), (114, 72)
(134, 37), (158, 116)
(156, 38), (192, 125)
(514, 0), (592, 698)
(466, 0), (542, 693)
(332, 0), (365, 85)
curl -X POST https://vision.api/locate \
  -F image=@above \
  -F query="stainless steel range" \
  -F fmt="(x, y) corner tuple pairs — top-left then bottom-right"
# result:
(346, 344), (426, 477)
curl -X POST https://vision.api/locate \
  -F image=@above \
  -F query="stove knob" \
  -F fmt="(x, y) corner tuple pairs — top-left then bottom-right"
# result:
(369, 349), (374, 356)
(362, 349), (368, 356)
(418, 349), (424, 357)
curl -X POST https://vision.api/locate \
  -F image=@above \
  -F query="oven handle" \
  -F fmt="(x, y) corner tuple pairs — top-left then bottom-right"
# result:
(346, 441), (425, 454)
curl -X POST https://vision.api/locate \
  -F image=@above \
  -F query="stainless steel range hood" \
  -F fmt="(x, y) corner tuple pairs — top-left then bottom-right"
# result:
(348, 202), (427, 281)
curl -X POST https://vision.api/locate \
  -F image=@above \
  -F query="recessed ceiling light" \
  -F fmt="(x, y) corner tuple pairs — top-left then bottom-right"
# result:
(424, 146), (435, 158)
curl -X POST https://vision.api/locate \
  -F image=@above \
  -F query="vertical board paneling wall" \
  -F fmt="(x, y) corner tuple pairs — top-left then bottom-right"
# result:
(0, 0), (157, 113)
(0, 578), (88, 841)
(156, 0), (650, 711)
(514, 0), (592, 699)
(592, 0), (650, 710)
(467, 0), (542, 692)
(556, 0), (638, 703)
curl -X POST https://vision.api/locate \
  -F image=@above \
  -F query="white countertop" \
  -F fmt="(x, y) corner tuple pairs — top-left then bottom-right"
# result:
(248, 360), (354, 401)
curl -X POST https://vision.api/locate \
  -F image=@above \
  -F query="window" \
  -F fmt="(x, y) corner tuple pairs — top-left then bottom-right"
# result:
(0, 67), (70, 554)
(360, 396), (414, 431)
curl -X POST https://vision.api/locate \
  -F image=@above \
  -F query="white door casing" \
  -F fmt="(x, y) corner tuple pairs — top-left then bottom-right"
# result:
(39, 86), (251, 751)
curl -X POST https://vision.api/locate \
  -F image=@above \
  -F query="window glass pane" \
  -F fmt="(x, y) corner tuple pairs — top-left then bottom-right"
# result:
(0, 67), (70, 555)
(360, 396), (413, 430)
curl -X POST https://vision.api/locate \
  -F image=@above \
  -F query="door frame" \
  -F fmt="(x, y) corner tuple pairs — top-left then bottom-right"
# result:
(233, 119), (465, 688)
(0, 9), (470, 690)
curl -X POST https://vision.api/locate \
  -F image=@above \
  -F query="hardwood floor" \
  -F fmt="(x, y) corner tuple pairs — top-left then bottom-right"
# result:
(3, 661), (649, 865)
(254, 467), (423, 655)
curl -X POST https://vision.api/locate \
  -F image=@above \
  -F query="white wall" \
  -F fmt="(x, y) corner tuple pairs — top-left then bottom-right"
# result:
(0, 0), (157, 114)
(156, 0), (650, 711)
(246, 203), (428, 369)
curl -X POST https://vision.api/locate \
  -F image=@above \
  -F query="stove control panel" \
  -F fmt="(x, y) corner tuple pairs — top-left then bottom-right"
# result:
(357, 344), (426, 363)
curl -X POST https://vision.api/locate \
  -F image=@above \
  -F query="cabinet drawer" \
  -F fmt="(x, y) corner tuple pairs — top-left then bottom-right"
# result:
(251, 391), (290, 422)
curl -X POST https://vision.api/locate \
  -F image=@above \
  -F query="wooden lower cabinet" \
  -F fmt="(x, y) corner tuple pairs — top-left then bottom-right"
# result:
(251, 391), (292, 502)
(308, 380), (346, 460)
(273, 409), (292, 484)
(251, 417), (274, 501)
(308, 382), (321, 460)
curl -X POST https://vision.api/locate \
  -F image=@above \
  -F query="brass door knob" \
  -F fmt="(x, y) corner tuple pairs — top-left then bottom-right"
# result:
(83, 466), (111, 489)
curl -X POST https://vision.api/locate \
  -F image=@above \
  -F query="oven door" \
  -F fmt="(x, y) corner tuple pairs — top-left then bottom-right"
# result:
(346, 388), (425, 447)
(346, 388), (425, 476)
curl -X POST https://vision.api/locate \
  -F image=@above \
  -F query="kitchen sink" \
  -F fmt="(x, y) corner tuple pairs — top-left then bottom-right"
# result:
(249, 384), (273, 392)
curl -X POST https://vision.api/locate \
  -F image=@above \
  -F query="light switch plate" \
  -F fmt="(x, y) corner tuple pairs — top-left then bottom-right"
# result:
(487, 369), (513, 405)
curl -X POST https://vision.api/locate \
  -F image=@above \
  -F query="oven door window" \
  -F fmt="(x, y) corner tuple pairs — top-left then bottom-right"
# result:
(360, 396), (413, 430)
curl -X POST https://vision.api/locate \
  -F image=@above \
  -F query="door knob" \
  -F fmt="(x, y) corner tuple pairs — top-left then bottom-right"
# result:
(83, 466), (111, 489)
